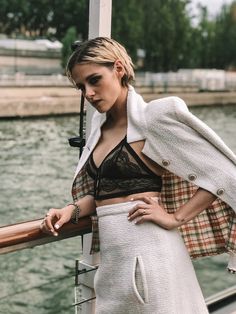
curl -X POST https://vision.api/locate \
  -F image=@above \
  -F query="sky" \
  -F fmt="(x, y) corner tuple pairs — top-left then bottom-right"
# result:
(190, 0), (233, 17)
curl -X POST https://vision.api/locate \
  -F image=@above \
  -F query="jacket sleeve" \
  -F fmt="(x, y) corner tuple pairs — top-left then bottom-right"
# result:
(143, 96), (236, 211)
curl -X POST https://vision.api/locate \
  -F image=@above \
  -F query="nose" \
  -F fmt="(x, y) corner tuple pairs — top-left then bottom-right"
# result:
(84, 85), (95, 100)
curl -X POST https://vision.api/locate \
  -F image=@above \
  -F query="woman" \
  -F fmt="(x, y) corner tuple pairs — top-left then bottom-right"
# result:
(41, 37), (236, 314)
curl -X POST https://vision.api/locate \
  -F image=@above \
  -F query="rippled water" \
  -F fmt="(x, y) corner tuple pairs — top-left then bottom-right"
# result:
(0, 105), (235, 314)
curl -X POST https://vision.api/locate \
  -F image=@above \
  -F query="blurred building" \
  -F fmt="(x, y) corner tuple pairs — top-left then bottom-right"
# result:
(0, 38), (63, 75)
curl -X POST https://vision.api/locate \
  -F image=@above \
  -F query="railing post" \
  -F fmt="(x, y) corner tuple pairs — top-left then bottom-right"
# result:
(75, 1), (112, 314)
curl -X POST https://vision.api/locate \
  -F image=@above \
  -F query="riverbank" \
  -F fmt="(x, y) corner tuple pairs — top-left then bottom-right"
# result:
(1, 86), (236, 118)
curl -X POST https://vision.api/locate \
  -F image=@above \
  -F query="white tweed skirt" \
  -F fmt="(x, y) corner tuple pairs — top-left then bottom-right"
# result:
(94, 200), (209, 314)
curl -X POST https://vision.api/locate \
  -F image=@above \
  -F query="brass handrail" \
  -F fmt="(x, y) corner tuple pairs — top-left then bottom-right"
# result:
(0, 217), (92, 254)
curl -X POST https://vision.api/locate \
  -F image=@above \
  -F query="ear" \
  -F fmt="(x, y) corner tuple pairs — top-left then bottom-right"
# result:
(114, 60), (125, 79)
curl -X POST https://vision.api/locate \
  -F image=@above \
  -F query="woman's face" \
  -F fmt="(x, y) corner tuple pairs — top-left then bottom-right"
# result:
(71, 62), (126, 113)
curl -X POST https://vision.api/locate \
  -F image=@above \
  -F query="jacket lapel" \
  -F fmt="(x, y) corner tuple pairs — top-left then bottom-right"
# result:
(126, 86), (147, 143)
(74, 86), (147, 177)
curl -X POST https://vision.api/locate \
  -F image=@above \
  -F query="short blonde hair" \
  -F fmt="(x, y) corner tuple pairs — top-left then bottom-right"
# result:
(66, 37), (135, 87)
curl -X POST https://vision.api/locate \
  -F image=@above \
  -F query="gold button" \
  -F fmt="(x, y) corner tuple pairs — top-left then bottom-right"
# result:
(188, 174), (197, 181)
(162, 159), (170, 167)
(217, 188), (225, 196)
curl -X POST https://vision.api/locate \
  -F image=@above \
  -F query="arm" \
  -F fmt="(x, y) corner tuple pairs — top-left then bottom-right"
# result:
(173, 188), (217, 225)
(128, 188), (217, 230)
(40, 195), (96, 236)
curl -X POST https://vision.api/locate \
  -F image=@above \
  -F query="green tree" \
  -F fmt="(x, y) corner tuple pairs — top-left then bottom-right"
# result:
(50, 0), (88, 40)
(0, 0), (88, 40)
(61, 26), (77, 71)
(141, 0), (192, 71)
(112, 0), (144, 64)
(213, 1), (236, 69)
(188, 5), (216, 69)
(0, 0), (29, 36)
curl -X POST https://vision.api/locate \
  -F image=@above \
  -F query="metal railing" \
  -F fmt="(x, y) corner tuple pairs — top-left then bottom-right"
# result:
(206, 285), (236, 313)
(0, 216), (92, 255)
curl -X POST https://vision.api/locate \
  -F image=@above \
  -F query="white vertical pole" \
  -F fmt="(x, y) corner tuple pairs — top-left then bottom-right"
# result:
(88, 0), (112, 39)
(86, 0), (112, 136)
(76, 1), (112, 314)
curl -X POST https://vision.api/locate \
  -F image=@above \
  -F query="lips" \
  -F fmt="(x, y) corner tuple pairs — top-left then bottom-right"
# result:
(91, 99), (101, 106)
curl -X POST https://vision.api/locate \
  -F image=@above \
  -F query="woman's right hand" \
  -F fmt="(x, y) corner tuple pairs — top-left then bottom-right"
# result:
(40, 204), (75, 236)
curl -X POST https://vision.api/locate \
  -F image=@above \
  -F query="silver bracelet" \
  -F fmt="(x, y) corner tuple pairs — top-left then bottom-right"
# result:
(68, 203), (81, 224)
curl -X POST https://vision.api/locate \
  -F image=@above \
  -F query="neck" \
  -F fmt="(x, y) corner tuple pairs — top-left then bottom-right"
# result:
(106, 87), (128, 127)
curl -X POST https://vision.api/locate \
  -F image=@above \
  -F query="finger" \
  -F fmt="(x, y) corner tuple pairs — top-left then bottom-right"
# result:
(44, 210), (58, 236)
(44, 216), (55, 233)
(39, 219), (45, 231)
(128, 203), (150, 217)
(40, 219), (53, 235)
(128, 206), (150, 221)
(141, 208), (149, 215)
(134, 215), (149, 225)
(54, 217), (67, 230)
(130, 196), (155, 205)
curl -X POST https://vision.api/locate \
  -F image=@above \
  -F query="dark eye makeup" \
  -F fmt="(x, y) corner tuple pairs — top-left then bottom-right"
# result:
(75, 74), (102, 91)
(89, 75), (102, 85)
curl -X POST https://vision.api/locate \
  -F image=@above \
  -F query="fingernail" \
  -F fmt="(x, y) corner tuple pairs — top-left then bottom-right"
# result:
(130, 198), (134, 201)
(54, 224), (60, 230)
(53, 232), (58, 237)
(50, 229), (54, 233)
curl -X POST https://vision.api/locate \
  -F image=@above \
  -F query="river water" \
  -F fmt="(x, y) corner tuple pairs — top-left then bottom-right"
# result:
(0, 105), (236, 314)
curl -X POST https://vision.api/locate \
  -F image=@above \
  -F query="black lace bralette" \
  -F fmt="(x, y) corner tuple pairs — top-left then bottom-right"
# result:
(85, 136), (162, 200)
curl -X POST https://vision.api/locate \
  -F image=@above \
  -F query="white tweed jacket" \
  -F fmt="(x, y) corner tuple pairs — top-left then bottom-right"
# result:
(75, 86), (236, 212)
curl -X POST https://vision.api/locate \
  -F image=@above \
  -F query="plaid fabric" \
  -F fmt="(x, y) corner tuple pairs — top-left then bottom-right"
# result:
(160, 172), (236, 258)
(72, 166), (100, 252)
(72, 163), (94, 201)
(72, 167), (236, 258)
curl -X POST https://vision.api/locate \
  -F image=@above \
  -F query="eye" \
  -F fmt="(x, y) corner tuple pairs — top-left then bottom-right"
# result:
(89, 75), (101, 85)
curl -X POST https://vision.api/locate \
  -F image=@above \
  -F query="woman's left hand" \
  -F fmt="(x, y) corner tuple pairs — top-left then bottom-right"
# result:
(128, 196), (179, 230)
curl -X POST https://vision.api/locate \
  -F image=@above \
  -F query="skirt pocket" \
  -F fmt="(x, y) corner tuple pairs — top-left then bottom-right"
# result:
(132, 256), (149, 304)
